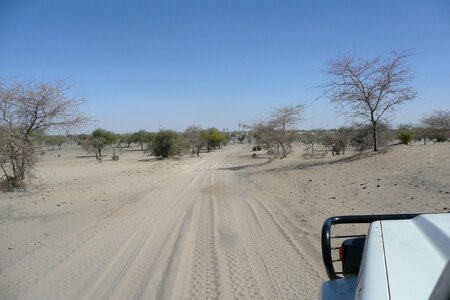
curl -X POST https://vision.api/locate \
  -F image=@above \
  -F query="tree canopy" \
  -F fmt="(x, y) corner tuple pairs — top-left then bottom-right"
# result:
(151, 130), (184, 158)
(203, 128), (226, 151)
(322, 51), (416, 151)
(82, 128), (118, 158)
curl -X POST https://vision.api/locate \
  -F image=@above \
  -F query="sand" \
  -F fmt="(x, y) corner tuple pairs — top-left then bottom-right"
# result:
(0, 143), (449, 299)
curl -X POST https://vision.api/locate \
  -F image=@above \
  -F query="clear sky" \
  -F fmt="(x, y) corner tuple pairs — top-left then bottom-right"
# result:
(1, 0), (449, 133)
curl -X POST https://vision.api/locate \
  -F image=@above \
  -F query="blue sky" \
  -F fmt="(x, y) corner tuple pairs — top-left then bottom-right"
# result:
(1, 0), (449, 133)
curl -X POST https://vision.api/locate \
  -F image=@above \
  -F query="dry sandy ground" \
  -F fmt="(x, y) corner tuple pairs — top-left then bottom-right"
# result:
(0, 143), (449, 299)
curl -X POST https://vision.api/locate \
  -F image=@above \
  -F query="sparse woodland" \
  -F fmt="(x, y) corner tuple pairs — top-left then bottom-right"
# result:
(1, 52), (449, 191)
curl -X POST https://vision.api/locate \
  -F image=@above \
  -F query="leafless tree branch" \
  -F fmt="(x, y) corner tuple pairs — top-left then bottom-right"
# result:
(321, 50), (416, 151)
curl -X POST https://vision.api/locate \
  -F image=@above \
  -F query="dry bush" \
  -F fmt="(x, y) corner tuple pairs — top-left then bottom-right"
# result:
(422, 110), (450, 143)
(321, 128), (352, 156)
(253, 104), (304, 158)
(0, 131), (38, 191)
(351, 123), (393, 151)
(0, 79), (88, 190)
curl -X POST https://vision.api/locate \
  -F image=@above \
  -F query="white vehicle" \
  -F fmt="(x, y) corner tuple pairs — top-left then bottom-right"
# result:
(320, 213), (450, 300)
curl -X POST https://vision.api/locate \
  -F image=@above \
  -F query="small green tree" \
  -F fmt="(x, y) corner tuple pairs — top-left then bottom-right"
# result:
(398, 132), (413, 145)
(397, 124), (414, 145)
(151, 130), (184, 158)
(42, 135), (67, 150)
(132, 130), (154, 150)
(82, 128), (118, 158)
(118, 133), (132, 148)
(203, 128), (226, 151)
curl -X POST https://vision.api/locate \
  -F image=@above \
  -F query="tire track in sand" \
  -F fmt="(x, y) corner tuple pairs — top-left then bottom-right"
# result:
(189, 198), (220, 299)
(243, 197), (321, 299)
(215, 196), (263, 300)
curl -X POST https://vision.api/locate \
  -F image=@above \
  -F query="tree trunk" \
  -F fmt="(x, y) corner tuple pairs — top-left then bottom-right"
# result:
(372, 123), (378, 152)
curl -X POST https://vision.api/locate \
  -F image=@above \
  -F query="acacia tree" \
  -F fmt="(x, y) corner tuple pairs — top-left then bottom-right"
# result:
(184, 125), (205, 156)
(421, 110), (450, 142)
(203, 128), (226, 151)
(301, 130), (325, 158)
(269, 104), (304, 158)
(118, 133), (132, 148)
(253, 104), (303, 158)
(82, 128), (118, 158)
(322, 51), (416, 151)
(43, 135), (67, 150)
(131, 130), (154, 151)
(0, 79), (88, 190)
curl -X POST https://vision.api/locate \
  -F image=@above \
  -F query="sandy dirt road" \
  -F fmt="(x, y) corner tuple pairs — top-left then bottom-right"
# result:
(1, 146), (323, 299)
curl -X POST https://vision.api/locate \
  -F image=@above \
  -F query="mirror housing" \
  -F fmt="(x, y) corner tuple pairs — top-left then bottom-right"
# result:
(341, 237), (366, 276)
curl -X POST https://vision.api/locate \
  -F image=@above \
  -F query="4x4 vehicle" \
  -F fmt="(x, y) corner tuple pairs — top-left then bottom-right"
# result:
(320, 213), (450, 300)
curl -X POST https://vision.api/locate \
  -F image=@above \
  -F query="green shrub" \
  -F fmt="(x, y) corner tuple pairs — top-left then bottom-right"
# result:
(152, 130), (183, 158)
(398, 132), (413, 145)
(203, 128), (226, 150)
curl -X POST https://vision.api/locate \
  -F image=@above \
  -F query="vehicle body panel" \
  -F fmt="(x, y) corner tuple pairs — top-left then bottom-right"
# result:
(354, 221), (390, 300)
(321, 277), (357, 300)
(321, 213), (450, 300)
(380, 214), (450, 299)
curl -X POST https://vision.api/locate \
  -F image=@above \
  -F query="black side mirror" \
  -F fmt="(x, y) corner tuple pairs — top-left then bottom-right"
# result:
(340, 237), (366, 277)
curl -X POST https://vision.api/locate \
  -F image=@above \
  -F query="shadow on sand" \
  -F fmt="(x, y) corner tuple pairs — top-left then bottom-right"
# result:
(265, 148), (390, 173)
(217, 159), (272, 171)
(75, 155), (97, 159)
(137, 157), (160, 162)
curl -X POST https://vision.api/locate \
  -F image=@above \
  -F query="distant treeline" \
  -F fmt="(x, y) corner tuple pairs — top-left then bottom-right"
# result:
(38, 127), (238, 159)
(39, 110), (450, 161)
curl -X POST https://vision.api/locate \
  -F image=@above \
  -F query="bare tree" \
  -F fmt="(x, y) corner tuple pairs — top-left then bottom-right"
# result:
(253, 104), (304, 158)
(301, 130), (324, 158)
(184, 125), (205, 157)
(269, 104), (304, 158)
(322, 51), (416, 151)
(0, 79), (88, 190)
(421, 110), (450, 142)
